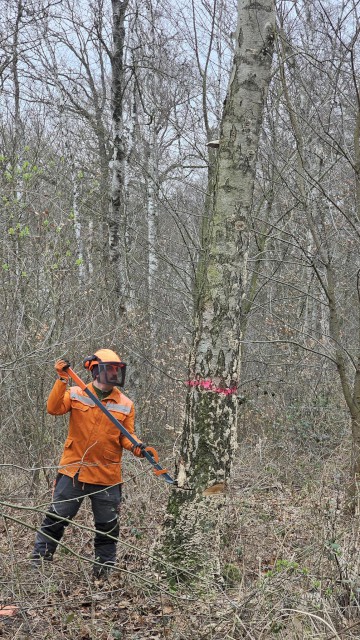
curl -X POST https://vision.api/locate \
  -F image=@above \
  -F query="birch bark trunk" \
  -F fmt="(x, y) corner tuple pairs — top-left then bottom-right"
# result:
(72, 169), (85, 282)
(146, 119), (160, 344)
(158, 0), (275, 586)
(109, 0), (131, 311)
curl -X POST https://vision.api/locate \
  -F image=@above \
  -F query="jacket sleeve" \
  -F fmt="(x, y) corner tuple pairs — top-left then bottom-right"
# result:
(119, 404), (141, 451)
(47, 379), (72, 415)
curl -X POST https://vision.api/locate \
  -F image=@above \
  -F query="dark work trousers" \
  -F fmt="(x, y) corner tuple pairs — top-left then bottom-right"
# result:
(32, 473), (122, 567)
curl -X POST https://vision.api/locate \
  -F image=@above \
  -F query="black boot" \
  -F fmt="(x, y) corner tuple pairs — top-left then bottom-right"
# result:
(93, 561), (114, 579)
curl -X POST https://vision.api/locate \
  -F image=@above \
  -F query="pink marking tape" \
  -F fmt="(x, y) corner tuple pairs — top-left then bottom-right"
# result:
(185, 379), (238, 395)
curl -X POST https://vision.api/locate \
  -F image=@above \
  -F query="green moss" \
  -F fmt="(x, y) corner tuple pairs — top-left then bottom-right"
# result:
(222, 563), (242, 587)
(207, 263), (222, 288)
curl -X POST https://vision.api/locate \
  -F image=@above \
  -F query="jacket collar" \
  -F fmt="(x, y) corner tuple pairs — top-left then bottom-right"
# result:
(88, 382), (122, 401)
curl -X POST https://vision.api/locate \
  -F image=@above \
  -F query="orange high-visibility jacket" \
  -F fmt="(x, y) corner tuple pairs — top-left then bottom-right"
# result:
(47, 379), (141, 485)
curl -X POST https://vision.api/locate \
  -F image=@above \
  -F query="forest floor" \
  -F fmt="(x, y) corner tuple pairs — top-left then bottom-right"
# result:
(1, 432), (360, 639)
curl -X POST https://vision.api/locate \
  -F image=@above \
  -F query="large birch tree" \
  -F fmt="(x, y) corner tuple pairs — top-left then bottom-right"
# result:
(159, 0), (275, 585)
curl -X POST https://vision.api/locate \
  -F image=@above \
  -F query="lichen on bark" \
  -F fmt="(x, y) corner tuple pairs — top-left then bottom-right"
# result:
(157, 0), (275, 587)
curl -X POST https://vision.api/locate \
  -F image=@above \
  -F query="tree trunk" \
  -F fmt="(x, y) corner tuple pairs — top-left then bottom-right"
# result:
(146, 118), (160, 344)
(158, 0), (275, 586)
(109, 0), (130, 310)
(72, 167), (85, 282)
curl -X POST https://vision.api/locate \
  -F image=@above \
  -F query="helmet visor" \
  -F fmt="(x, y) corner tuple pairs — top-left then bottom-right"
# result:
(97, 362), (126, 387)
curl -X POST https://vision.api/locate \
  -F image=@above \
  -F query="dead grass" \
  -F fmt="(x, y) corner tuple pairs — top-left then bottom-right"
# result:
(1, 436), (360, 639)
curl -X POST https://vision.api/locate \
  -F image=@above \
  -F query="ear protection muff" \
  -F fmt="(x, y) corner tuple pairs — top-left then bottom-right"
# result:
(83, 355), (100, 370)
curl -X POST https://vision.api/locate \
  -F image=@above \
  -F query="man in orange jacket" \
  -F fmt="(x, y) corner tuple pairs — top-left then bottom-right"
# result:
(31, 349), (145, 578)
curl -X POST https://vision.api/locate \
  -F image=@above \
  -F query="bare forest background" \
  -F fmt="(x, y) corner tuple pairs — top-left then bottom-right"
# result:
(2, 0), (360, 638)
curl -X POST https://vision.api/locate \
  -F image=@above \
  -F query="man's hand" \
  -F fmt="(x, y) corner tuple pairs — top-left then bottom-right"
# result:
(131, 443), (158, 460)
(55, 359), (71, 381)
(131, 442), (147, 458)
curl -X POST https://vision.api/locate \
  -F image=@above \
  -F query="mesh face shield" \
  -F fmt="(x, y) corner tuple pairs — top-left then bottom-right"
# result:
(96, 362), (127, 387)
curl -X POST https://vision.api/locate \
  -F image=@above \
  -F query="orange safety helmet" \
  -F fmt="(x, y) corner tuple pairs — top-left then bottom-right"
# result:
(83, 349), (126, 387)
